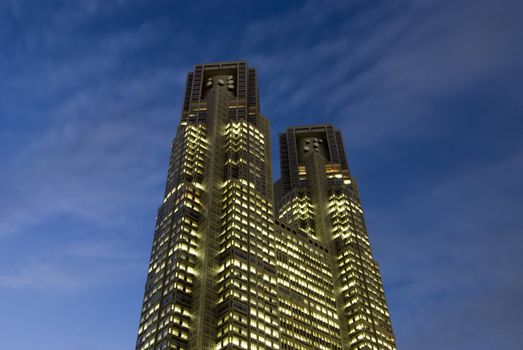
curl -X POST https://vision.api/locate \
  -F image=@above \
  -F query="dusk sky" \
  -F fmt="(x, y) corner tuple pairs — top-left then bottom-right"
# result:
(1, 1), (522, 349)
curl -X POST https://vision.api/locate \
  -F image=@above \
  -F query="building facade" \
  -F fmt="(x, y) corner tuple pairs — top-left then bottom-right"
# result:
(135, 61), (397, 350)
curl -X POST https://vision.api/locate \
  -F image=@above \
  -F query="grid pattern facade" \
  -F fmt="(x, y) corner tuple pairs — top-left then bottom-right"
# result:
(275, 220), (342, 350)
(136, 62), (397, 350)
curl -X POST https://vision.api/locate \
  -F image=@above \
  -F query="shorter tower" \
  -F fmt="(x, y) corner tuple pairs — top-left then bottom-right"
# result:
(275, 125), (397, 350)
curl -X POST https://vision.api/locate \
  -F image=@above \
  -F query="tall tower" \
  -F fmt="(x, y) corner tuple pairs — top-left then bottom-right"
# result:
(135, 62), (397, 350)
(275, 126), (397, 350)
(136, 61), (279, 350)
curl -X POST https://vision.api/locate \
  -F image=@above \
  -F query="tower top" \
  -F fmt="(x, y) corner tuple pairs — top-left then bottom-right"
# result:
(181, 61), (261, 123)
(278, 124), (350, 196)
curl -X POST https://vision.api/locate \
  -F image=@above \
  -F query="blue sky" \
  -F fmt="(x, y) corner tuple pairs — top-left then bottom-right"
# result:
(1, 0), (522, 349)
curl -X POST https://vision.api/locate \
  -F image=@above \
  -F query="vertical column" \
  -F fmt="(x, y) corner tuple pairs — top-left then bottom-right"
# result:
(136, 123), (207, 350)
(216, 121), (280, 350)
(329, 185), (396, 350)
(303, 151), (352, 350)
(189, 82), (229, 349)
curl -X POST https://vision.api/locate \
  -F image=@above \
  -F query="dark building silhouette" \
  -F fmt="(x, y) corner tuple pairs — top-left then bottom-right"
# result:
(135, 61), (397, 350)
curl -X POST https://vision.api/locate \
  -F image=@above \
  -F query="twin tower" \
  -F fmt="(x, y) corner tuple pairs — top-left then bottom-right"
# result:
(135, 62), (397, 350)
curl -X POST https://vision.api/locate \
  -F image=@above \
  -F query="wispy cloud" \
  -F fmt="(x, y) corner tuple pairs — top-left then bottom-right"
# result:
(371, 149), (523, 349)
(0, 237), (143, 293)
(0, 16), (187, 237)
(246, 0), (523, 149)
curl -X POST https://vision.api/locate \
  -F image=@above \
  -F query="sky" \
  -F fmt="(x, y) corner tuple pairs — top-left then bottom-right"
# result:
(0, 0), (522, 349)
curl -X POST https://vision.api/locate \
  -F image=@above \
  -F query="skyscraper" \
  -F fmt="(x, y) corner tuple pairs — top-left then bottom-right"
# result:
(274, 126), (396, 350)
(135, 61), (397, 350)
